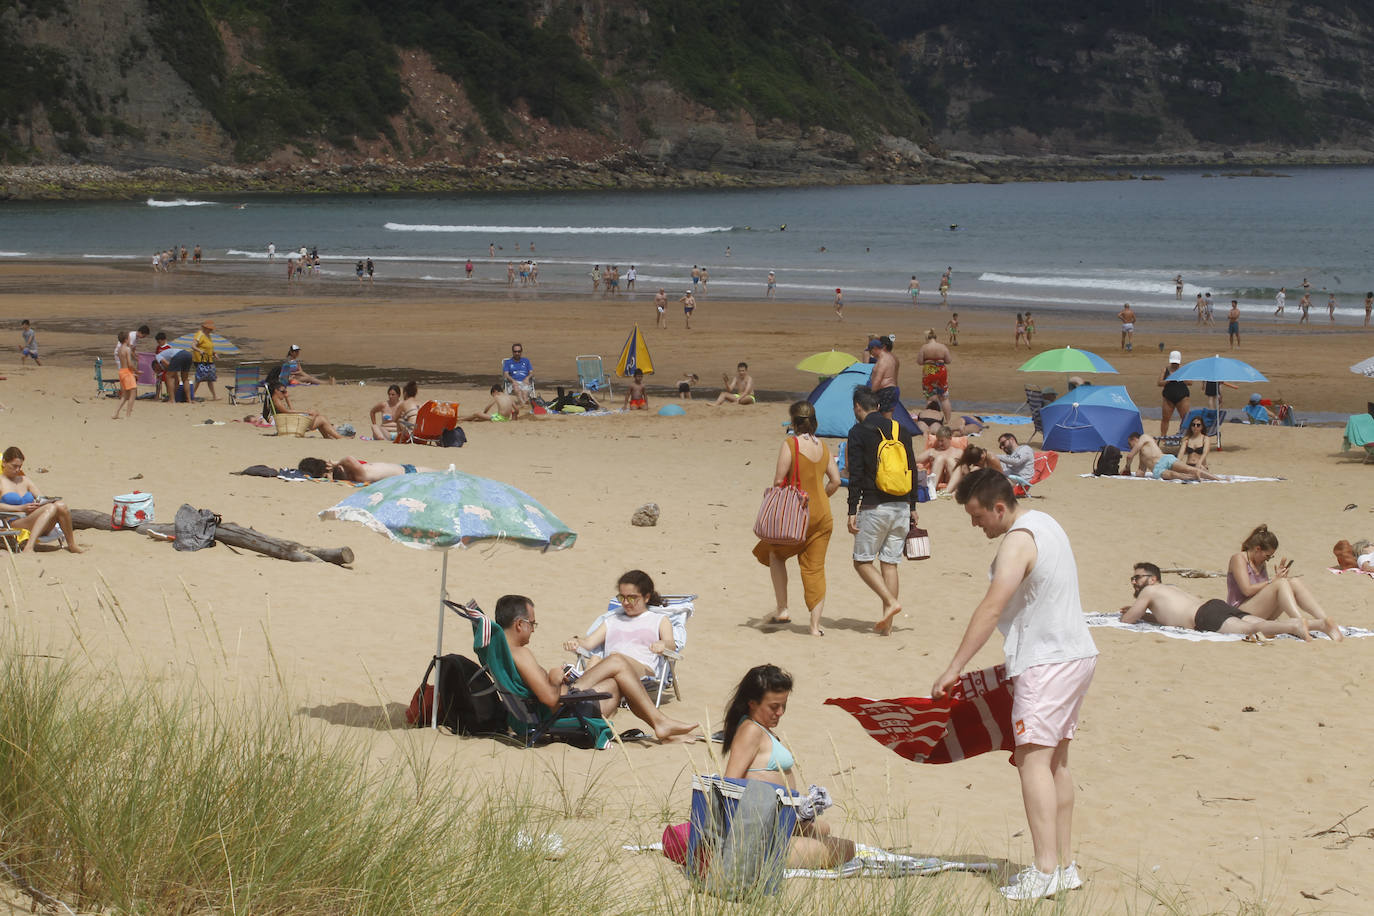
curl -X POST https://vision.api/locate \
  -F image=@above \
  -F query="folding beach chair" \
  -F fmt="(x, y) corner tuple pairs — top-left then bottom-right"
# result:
(686, 775), (802, 899)
(1012, 450), (1059, 497)
(1158, 408), (1227, 452)
(398, 400), (460, 446)
(227, 365), (264, 405)
(449, 600), (614, 749)
(576, 355), (612, 397)
(572, 594), (695, 706)
(1023, 385), (1048, 444)
(94, 358), (119, 397)
(0, 509), (66, 550)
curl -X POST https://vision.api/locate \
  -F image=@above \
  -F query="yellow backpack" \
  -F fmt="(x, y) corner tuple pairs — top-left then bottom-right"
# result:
(875, 422), (912, 496)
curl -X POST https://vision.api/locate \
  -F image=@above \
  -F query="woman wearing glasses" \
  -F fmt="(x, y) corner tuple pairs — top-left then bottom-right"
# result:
(562, 569), (677, 678)
(1225, 524), (1342, 640)
(1180, 416), (1212, 473)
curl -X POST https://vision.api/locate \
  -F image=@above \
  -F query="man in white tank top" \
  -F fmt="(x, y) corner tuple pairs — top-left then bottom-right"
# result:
(932, 468), (1098, 901)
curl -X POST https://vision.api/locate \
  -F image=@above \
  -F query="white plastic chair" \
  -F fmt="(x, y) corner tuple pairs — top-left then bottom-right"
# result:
(571, 594), (695, 706)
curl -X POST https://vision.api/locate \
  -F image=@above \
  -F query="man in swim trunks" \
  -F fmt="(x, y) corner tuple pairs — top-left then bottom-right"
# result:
(766, 270), (776, 298)
(654, 288), (668, 328)
(1227, 300), (1241, 349)
(907, 275), (919, 301)
(917, 329), (953, 424)
(712, 363), (755, 406)
(680, 290), (696, 329)
(1117, 303), (1136, 351)
(1120, 562), (1310, 638)
(112, 331), (137, 419)
(1124, 432), (1220, 481)
(465, 384), (521, 422)
(867, 336), (900, 416)
(298, 457), (436, 483)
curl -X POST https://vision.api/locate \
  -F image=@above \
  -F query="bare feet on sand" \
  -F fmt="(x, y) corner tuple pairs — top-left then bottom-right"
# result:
(763, 610), (791, 625)
(874, 603), (901, 636)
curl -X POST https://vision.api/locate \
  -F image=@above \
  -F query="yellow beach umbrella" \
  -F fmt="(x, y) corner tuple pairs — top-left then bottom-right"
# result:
(795, 351), (860, 375)
(615, 324), (654, 377)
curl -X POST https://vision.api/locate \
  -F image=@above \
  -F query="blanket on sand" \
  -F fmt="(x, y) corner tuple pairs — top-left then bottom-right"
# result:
(1328, 566), (1374, 580)
(1084, 612), (1372, 641)
(1079, 473), (1283, 483)
(622, 841), (994, 880)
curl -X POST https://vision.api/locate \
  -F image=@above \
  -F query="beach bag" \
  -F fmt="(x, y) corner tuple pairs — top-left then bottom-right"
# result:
(441, 427), (467, 448)
(111, 491), (154, 529)
(752, 439), (809, 545)
(915, 468), (931, 503)
(904, 523), (931, 561)
(172, 504), (220, 552)
(1093, 446), (1122, 477)
(686, 776), (798, 899)
(875, 422), (912, 496)
(405, 654), (504, 734)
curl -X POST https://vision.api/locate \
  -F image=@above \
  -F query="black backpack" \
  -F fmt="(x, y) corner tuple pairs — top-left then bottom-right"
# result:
(406, 654), (505, 735)
(1093, 445), (1122, 477)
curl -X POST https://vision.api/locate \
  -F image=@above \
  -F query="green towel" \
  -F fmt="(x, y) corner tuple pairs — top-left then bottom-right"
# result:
(1342, 413), (1374, 451)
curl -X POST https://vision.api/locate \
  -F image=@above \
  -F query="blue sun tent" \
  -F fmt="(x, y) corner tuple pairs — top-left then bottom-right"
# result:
(805, 363), (919, 438)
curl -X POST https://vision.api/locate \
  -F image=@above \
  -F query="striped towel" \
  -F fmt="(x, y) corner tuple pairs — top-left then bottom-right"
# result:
(825, 665), (1013, 765)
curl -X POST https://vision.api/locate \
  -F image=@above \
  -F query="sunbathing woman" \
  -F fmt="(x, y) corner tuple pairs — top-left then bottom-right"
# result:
(369, 384), (402, 441)
(562, 570), (677, 677)
(1180, 416), (1212, 472)
(393, 381), (420, 442)
(0, 446), (83, 553)
(269, 383), (343, 438)
(946, 444), (1001, 493)
(722, 664), (855, 868)
(1226, 524), (1342, 641)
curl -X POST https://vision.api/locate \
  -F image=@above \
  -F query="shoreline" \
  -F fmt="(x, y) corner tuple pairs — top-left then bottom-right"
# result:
(5, 153), (1374, 201)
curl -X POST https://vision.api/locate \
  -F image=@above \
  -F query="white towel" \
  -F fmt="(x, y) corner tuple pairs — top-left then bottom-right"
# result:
(1084, 612), (1372, 642)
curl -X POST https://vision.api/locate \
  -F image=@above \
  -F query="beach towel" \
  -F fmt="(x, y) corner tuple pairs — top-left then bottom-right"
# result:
(977, 415), (1031, 426)
(1083, 612), (1372, 642)
(623, 841), (994, 880)
(1078, 473), (1283, 484)
(824, 665), (1013, 765)
(1327, 567), (1374, 580)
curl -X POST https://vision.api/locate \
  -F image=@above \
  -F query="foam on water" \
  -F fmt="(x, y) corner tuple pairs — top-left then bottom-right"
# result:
(146, 198), (217, 207)
(383, 222), (733, 235)
(0, 251), (28, 257)
(979, 272), (1213, 297)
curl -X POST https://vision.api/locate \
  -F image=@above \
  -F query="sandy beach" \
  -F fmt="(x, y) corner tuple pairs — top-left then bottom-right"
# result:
(2, 260), (1373, 912)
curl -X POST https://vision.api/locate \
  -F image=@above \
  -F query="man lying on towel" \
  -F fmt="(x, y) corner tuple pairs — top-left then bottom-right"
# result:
(1121, 562), (1318, 639)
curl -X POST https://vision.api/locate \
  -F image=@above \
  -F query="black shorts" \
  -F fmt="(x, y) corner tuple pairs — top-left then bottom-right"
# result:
(1195, 598), (1246, 633)
(166, 351), (193, 372)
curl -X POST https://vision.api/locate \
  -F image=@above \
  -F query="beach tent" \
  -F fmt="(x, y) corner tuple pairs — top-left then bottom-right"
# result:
(806, 363), (919, 438)
(615, 324), (654, 377)
(1040, 385), (1143, 452)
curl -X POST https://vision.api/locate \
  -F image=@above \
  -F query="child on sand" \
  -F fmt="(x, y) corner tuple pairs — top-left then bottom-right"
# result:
(464, 384), (521, 422)
(1014, 313), (1029, 349)
(677, 373), (698, 399)
(624, 370), (648, 410)
(19, 320), (39, 365)
(946, 313), (959, 347)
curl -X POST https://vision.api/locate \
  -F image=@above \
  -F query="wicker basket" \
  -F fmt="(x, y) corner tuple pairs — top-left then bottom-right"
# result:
(274, 413), (311, 437)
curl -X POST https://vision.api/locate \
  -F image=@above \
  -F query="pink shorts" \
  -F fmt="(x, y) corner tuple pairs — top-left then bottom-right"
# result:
(1010, 656), (1096, 747)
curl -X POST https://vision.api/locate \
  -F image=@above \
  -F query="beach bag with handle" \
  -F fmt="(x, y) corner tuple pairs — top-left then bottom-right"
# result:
(111, 491), (154, 529)
(752, 439), (809, 545)
(904, 522), (931, 561)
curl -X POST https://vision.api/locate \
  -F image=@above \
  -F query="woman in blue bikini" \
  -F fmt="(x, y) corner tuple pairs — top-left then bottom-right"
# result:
(722, 664), (854, 868)
(0, 446), (83, 552)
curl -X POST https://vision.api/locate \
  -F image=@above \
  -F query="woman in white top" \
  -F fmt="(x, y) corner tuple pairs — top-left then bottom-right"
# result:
(562, 569), (676, 677)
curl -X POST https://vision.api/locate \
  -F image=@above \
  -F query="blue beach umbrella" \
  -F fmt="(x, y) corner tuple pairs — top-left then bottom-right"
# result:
(168, 330), (241, 355)
(1167, 355), (1268, 384)
(1040, 385), (1144, 452)
(320, 466), (576, 728)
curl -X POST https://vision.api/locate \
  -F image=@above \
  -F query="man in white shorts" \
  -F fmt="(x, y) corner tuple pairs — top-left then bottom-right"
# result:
(932, 469), (1098, 900)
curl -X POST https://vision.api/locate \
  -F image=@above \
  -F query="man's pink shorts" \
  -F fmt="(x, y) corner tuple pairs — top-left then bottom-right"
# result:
(1010, 656), (1096, 747)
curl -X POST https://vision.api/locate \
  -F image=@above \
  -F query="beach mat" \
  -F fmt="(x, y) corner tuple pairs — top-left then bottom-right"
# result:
(977, 414), (1032, 425)
(622, 842), (993, 880)
(1079, 474), (1284, 484)
(1328, 567), (1374, 580)
(1084, 612), (1372, 641)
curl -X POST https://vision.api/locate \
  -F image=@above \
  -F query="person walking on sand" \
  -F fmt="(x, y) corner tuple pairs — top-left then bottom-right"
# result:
(1156, 350), (1190, 437)
(939, 268), (951, 306)
(1299, 293), (1311, 324)
(1014, 312), (1029, 349)
(766, 270), (776, 298)
(1024, 311), (1036, 344)
(191, 319), (218, 401)
(654, 288), (668, 328)
(111, 331), (137, 419)
(1117, 303), (1136, 351)
(1174, 273), (1183, 300)
(1203, 293), (1214, 327)
(946, 313), (959, 346)
(1227, 300), (1241, 349)
(933, 469), (1097, 900)
(907, 275), (920, 303)
(19, 320), (40, 366)
(754, 402), (841, 636)
(846, 386), (919, 636)
(681, 290), (696, 329)
(1274, 286), (1286, 316)
(1194, 293), (1206, 325)
(834, 288), (844, 320)
(1327, 292), (1337, 322)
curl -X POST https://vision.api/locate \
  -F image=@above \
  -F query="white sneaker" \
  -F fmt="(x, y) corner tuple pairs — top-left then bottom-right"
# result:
(999, 866), (1060, 900)
(1058, 861), (1084, 890)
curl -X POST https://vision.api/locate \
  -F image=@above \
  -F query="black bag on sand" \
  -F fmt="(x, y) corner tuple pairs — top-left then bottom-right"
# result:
(172, 504), (220, 551)
(405, 654), (505, 734)
(441, 427), (467, 448)
(1093, 445), (1123, 477)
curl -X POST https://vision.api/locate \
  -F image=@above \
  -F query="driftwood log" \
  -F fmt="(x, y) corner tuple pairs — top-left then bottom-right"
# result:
(70, 509), (354, 566)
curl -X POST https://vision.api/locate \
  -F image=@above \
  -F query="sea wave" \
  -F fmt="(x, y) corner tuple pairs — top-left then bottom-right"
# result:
(0, 251), (27, 257)
(146, 198), (217, 208)
(978, 272), (1212, 297)
(81, 254), (141, 259)
(383, 222), (733, 235)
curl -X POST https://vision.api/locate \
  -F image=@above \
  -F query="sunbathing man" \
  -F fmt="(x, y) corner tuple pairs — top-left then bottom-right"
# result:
(0, 446), (84, 552)
(464, 384), (522, 422)
(1120, 562), (1310, 639)
(915, 425), (964, 492)
(1124, 431), (1220, 481)
(297, 457), (436, 483)
(711, 362), (755, 405)
(497, 594), (700, 743)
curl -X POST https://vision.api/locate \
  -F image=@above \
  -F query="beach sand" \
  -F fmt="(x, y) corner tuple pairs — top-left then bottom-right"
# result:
(2, 261), (1373, 912)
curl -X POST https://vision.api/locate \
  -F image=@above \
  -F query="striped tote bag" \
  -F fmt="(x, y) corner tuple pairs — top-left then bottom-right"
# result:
(752, 439), (810, 545)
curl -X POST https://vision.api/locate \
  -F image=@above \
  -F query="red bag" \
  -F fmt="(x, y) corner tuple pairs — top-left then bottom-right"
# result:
(752, 439), (809, 545)
(405, 685), (436, 727)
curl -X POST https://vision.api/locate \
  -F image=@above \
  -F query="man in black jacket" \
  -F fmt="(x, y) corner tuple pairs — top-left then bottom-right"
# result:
(846, 386), (920, 635)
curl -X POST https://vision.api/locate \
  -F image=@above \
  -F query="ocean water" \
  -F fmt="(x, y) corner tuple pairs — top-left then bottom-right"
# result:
(4, 167), (1374, 316)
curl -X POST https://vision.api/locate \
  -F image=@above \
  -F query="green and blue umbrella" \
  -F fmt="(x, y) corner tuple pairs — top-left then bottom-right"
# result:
(1017, 346), (1118, 375)
(320, 466), (576, 728)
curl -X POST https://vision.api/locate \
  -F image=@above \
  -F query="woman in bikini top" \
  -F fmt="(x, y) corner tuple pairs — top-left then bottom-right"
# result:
(1181, 416), (1210, 469)
(721, 664), (855, 869)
